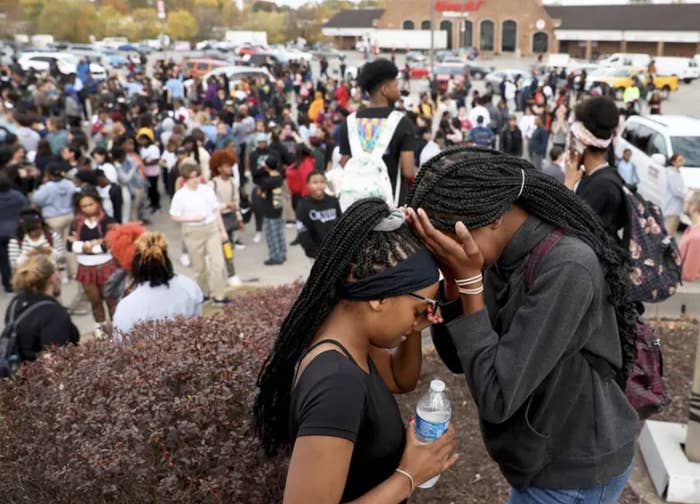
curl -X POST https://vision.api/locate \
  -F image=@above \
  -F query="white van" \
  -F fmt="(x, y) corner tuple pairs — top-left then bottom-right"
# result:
(598, 53), (651, 69)
(615, 115), (700, 224)
(653, 56), (699, 83)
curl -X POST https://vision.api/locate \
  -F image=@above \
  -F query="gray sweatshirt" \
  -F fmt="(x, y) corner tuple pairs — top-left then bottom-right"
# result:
(432, 216), (637, 490)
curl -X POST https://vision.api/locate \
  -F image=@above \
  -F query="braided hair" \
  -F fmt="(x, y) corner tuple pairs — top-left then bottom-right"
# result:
(408, 146), (636, 384)
(255, 198), (423, 456)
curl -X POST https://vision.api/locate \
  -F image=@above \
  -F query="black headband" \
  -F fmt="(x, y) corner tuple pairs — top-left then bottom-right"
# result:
(341, 248), (439, 301)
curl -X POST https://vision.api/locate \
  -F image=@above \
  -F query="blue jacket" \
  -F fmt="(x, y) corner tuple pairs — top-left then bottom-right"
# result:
(470, 126), (496, 148)
(32, 179), (77, 218)
(0, 189), (27, 237)
(528, 126), (549, 156)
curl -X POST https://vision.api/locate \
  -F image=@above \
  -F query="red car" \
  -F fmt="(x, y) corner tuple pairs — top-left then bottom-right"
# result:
(408, 63), (430, 79)
(435, 63), (468, 93)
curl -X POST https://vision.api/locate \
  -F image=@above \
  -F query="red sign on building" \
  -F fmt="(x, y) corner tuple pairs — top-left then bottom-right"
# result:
(434, 0), (484, 12)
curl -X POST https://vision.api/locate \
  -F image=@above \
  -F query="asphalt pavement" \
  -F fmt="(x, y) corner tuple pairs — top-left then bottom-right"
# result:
(2, 51), (699, 335)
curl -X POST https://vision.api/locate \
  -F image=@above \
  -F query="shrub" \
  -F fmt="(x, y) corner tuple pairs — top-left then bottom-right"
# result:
(0, 284), (302, 503)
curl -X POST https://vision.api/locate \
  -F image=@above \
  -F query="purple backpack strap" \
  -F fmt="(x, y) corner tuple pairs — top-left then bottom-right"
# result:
(523, 228), (567, 292)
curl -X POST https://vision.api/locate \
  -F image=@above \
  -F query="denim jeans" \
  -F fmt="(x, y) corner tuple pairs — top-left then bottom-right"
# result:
(264, 217), (286, 263)
(508, 464), (632, 504)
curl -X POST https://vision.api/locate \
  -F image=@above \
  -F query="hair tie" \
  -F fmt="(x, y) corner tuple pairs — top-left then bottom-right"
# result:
(516, 169), (525, 199)
(373, 209), (405, 232)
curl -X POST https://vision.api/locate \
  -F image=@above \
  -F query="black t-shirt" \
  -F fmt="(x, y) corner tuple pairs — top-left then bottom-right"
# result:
(295, 194), (342, 258)
(290, 345), (405, 503)
(338, 107), (416, 205)
(575, 166), (627, 238)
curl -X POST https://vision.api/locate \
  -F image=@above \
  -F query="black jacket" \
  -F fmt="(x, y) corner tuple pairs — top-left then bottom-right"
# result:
(5, 292), (79, 362)
(500, 127), (523, 157)
(432, 217), (637, 490)
(575, 166), (627, 239)
(253, 166), (285, 219)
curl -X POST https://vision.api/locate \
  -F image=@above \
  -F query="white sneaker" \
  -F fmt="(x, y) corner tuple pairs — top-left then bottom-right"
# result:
(94, 324), (106, 340)
(234, 243), (246, 251)
(180, 254), (191, 267)
(285, 222), (295, 229)
(227, 275), (243, 287)
(253, 232), (262, 243)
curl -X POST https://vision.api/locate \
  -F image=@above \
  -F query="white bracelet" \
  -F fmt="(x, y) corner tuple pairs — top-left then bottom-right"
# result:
(459, 284), (484, 295)
(455, 273), (483, 286)
(395, 467), (415, 497)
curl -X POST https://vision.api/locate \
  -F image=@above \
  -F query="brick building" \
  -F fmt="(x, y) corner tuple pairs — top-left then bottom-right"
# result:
(546, 4), (700, 60)
(376, 0), (555, 56)
(323, 1), (700, 60)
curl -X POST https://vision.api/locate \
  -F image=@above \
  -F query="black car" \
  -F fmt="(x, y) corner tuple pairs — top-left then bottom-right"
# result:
(466, 63), (494, 80)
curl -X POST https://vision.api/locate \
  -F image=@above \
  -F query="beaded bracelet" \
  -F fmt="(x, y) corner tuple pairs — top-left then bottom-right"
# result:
(395, 467), (415, 497)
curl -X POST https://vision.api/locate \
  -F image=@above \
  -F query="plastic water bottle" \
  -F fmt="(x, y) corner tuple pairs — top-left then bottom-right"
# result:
(415, 379), (451, 489)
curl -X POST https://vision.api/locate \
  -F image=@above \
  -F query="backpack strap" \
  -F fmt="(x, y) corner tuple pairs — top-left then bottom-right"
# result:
(523, 228), (567, 292)
(522, 228), (618, 383)
(370, 111), (404, 161)
(346, 113), (362, 158)
(12, 301), (55, 328)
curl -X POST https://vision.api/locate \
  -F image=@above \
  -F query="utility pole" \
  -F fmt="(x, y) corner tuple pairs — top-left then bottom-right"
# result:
(429, 0), (435, 74)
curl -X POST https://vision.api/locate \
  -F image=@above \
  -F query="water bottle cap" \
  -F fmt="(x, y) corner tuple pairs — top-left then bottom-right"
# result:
(430, 379), (445, 393)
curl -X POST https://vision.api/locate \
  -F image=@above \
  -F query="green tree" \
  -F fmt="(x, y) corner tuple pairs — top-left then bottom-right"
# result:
(165, 9), (198, 40)
(94, 5), (126, 39)
(122, 7), (162, 41)
(36, 0), (98, 42)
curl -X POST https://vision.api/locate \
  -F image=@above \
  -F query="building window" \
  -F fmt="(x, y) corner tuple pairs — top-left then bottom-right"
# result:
(532, 31), (549, 53)
(460, 20), (473, 48)
(421, 20), (431, 30)
(403, 20), (415, 30)
(440, 19), (453, 50)
(480, 20), (494, 51)
(501, 20), (516, 52)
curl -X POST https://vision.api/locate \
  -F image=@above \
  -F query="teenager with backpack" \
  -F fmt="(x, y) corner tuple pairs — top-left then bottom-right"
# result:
(407, 147), (638, 504)
(8, 209), (64, 270)
(338, 59), (416, 210)
(1, 255), (79, 377)
(564, 97), (626, 239)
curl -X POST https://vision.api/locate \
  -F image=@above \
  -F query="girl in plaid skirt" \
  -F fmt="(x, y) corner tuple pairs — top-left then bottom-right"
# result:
(66, 188), (117, 334)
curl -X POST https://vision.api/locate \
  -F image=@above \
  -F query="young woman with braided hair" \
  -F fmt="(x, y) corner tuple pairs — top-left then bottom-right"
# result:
(406, 146), (638, 504)
(255, 198), (457, 504)
(112, 231), (203, 336)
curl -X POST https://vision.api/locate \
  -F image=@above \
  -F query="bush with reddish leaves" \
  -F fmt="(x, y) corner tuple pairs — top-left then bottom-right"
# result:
(0, 284), (302, 503)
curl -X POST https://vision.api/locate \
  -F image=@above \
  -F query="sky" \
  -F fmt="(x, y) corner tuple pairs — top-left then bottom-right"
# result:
(264, 0), (700, 6)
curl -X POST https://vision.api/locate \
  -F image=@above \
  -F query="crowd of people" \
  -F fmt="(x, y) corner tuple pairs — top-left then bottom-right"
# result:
(0, 44), (699, 503)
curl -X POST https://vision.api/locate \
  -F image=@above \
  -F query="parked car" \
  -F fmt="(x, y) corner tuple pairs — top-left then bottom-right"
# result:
(408, 62), (430, 79)
(484, 68), (528, 93)
(434, 63), (469, 93)
(406, 51), (426, 63)
(586, 67), (679, 99)
(184, 58), (228, 79)
(18, 51), (107, 80)
(653, 56), (699, 83)
(198, 65), (274, 93)
(312, 47), (344, 60)
(466, 62), (493, 80)
(615, 115), (700, 223)
(598, 52), (651, 69)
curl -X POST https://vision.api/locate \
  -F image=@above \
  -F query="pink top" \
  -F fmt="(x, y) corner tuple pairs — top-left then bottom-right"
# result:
(680, 225), (700, 282)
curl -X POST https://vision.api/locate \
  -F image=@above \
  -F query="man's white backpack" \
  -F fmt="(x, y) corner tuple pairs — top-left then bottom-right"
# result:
(339, 111), (404, 211)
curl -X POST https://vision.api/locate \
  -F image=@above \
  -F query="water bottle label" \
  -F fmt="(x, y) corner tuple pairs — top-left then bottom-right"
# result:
(415, 415), (448, 441)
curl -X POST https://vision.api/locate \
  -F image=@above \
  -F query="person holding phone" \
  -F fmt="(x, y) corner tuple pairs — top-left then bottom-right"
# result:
(564, 96), (627, 239)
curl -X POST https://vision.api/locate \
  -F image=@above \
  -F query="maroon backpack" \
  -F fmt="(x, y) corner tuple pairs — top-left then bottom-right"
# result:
(524, 228), (671, 418)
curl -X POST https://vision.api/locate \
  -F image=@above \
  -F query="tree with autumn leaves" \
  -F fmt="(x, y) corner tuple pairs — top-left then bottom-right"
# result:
(1, 0), (385, 43)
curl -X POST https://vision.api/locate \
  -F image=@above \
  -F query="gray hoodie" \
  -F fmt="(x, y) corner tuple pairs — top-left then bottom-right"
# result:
(432, 216), (637, 490)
